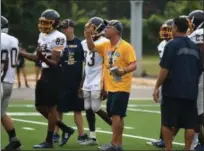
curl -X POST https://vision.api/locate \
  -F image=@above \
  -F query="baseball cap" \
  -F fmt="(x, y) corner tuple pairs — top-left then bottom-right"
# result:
(106, 20), (123, 34)
(60, 19), (75, 28)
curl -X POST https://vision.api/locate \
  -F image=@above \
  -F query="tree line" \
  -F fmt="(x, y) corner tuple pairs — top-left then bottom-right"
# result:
(2, 0), (203, 53)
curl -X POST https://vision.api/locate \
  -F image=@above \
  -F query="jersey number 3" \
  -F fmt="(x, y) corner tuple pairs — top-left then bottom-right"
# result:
(84, 51), (95, 66)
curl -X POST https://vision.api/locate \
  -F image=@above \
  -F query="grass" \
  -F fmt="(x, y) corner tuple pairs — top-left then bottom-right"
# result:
(2, 100), (185, 150)
(24, 55), (160, 76)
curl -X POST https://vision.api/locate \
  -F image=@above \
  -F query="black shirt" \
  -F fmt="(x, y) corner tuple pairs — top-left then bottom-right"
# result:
(61, 37), (84, 89)
(160, 36), (203, 100)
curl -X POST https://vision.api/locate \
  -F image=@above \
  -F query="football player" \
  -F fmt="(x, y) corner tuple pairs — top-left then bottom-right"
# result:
(188, 10), (204, 151)
(148, 19), (174, 148)
(1, 16), (22, 150)
(81, 17), (112, 145)
(53, 19), (89, 144)
(20, 9), (74, 148)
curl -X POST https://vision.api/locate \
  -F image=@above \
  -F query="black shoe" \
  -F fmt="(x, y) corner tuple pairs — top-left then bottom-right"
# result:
(60, 127), (75, 147)
(77, 133), (89, 144)
(4, 138), (22, 150)
(33, 142), (53, 149)
(80, 137), (98, 145)
(98, 143), (118, 151)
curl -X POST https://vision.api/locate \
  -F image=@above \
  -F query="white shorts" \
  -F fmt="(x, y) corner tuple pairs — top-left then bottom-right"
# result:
(83, 90), (101, 112)
(197, 86), (204, 115)
(1, 82), (13, 117)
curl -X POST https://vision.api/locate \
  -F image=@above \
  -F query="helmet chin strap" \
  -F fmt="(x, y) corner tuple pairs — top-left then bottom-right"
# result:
(1, 28), (9, 34)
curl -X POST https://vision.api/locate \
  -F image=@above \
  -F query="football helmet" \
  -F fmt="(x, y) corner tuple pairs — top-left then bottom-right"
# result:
(179, 15), (194, 35)
(188, 10), (204, 31)
(1, 16), (9, 33)
(85, 17), (107, 38)
(38, 9), (60, 33)
(159, 19), (173, 39)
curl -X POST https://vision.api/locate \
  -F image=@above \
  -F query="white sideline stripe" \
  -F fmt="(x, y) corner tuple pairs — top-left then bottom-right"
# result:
(12, 118), (184, 146)
(128, 108), (160, 114)
(7, 112), (86, 116)
(124, 126), (134, 130)
(9, 104), (159, 108)
(7, 108), (160, 116)
(22, 127), (35, 131)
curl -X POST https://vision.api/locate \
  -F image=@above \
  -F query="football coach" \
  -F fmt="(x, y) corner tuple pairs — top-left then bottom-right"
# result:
(153, 17), (203, 150)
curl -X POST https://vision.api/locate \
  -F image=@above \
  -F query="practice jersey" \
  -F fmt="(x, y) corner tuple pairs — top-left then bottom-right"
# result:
(82, 36), (109, 91)
(157, 40), (167, 59)
(38, 30), (66, 68)
(1, 33), (19, 83)
(189, 28), (204, 88)
(189, 28), (204, 44)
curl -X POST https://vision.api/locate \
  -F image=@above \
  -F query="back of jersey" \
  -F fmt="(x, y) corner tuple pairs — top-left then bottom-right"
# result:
(1, 33), (19, 83)
(82, 36), (109, 91)
(189, 28), (204, 88)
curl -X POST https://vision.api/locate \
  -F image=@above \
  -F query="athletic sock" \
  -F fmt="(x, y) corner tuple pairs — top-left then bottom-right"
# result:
(46, 130), (53, 144)
(7, 128), (16, 141)
(159, 127), (163, 140)
(56, 121), (72, 132)
(96, 109), (112, 125)
(90, 131), (96, 139)
(86, 109), (96, 132)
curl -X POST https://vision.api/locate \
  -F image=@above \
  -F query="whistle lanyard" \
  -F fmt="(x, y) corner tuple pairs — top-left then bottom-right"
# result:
(109, 38), (122, 67)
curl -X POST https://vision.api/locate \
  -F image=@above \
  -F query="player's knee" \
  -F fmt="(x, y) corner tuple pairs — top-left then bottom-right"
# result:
(91, 99), (101, 113)
(84, 98), (91, 110)
(91, 91), (101, 100)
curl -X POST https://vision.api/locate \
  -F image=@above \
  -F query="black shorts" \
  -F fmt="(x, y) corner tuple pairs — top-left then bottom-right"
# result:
(161, 96), (198, 129)
(57, 89), (84, 113)
(35, 68), (61, 107)
(107, 92), (130, 118)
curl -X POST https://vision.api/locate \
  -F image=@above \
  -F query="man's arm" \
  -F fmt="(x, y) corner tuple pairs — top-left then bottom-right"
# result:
(84, 23), (96, 51)
(155, 68), (169, 89)
(20, 51), (38, 62)
(124, 62), (136, 73)
(38, 50), (60, 67)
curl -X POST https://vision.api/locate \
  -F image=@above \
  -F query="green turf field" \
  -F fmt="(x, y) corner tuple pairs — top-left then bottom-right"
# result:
(2, 100), (185, 150)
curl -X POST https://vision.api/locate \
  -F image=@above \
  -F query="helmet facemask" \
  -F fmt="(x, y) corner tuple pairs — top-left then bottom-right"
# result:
(159, 25), (172, 39)
(38, 17), (55, 33)
(85, 22), (105, 39)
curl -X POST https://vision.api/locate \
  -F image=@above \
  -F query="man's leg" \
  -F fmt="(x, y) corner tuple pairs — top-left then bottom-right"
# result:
(34, 81), (74, 148)
(162, 126), (173, 150)
(74, 111), (84, 136)
(53, 111), (63, 143)
(21, 67), (29, 87)
(1, 83), (22, 150)
(185, 129), (195, 150)
(99, 92), (129, 151)
(111, 116), (124, 145)
(92, 90), (112, 126)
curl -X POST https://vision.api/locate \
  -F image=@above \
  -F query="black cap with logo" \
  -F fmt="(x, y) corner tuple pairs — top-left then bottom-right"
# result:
(60, 19), (75, 29)
(105, 20), (123, 34)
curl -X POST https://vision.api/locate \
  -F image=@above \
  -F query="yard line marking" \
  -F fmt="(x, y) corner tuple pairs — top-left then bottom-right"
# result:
(12, 118), (184, 146)
(8, 112), (86, 116)
(9, 104), (159, 108)
(22, 127), (35, 131)
(128, 108), (160, 114)
(124, 126), (134, 130)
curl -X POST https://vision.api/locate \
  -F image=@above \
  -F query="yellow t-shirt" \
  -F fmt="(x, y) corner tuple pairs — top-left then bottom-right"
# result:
(95, 39), (136, 93)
